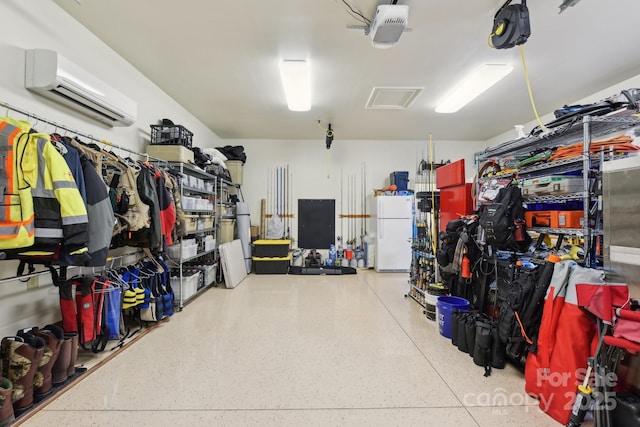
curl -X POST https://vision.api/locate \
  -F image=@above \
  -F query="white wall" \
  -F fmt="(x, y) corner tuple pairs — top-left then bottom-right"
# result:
(235, 138), (481, 248)
(0, 0), (221, 338)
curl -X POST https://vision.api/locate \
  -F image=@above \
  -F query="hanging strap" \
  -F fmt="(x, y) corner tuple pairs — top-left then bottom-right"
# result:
(514, 311), (534, 345)
(16, 260), (36, 278)
(484, 350), (492, 377)
(16, 262), (65, 288)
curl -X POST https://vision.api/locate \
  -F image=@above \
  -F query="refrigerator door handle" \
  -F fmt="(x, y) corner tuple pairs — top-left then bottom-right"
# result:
(379, 219), (383, 239)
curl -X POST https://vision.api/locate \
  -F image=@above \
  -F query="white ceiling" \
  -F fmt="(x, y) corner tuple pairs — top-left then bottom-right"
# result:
(54, 0), (640, 141)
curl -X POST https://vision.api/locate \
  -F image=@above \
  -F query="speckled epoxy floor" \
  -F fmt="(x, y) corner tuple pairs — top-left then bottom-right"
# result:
(21, 270), (566, 426)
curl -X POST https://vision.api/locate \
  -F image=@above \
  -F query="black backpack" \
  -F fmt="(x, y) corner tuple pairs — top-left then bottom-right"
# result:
(479, 185), (530, 251)
(497, 266), (540, 362)
(436, 219), (465, 267)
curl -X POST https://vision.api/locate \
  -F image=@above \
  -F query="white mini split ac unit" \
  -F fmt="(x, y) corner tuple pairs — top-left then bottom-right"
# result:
(369, 4), (409, 49)
(25, 49), (137, 127)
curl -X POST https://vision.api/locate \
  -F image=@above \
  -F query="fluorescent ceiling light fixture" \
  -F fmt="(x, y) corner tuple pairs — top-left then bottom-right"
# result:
(279, 59), (311, 111)
(435, 64), (513, 113)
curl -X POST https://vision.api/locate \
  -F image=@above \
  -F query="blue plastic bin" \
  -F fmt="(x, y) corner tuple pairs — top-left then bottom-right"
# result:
(390, 171), (409, 191)
(437, 296), (470, 339)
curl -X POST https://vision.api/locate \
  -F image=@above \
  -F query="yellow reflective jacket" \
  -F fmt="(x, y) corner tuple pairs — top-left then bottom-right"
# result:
(20, 132), (89, 263)
(0, 116), (35, 249)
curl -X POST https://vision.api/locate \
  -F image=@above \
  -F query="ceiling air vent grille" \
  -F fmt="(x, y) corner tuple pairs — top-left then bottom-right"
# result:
(365, 87), (423, 109)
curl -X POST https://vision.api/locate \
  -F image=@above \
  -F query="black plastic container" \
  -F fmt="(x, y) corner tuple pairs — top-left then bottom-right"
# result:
(253, 256), (291, 274)
(253, 240), (290, 257)
(150, 124), (193, 148)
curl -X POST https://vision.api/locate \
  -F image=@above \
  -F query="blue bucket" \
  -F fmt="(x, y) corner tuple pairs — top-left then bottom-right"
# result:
(436, 296), (470, 339)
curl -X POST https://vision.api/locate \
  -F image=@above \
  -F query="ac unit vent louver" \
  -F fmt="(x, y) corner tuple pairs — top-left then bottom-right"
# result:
(25, 49), (137, 127)
(52, 86), (127, 123)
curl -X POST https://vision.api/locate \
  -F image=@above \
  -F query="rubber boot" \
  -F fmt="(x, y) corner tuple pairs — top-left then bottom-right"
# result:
(32, 325), (64, 397)
(16, 328), (46, 397)
(66, 333), (79, 379)
(0, 336), (45, 413)
(51, 335), (72, 386)
(0, 377), (14, 427)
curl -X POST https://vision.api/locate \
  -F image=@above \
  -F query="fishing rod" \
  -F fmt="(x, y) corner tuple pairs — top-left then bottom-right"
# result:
(360, 163), (364, 244)
(340, 168), (344, 248)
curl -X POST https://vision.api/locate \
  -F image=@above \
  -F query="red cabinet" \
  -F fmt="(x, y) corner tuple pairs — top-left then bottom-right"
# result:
(436, 160), (473, 232)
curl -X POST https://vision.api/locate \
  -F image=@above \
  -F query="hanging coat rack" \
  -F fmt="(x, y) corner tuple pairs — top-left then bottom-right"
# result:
(0, 100), (171, 285)
(0, 250), (143, 286)
(0, 100), (167, 164)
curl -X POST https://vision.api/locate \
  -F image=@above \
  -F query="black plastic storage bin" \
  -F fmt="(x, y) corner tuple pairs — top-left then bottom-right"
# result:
(253, 239), (290, 257)
(253, 256), (291, 274)
(150, 124), (193, 148)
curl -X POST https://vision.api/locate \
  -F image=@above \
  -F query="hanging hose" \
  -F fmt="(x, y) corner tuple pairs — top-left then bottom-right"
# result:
(520, 44), (548, 133)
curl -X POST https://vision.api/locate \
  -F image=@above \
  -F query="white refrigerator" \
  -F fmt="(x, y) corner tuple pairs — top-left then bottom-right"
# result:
(370, 195), (413, 272)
